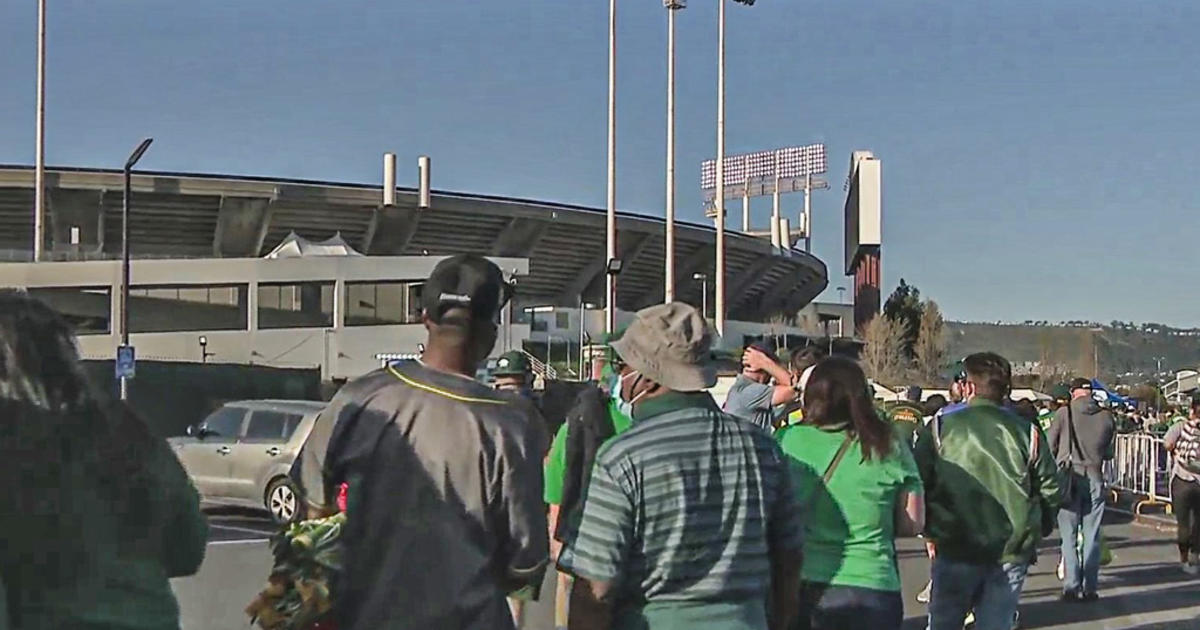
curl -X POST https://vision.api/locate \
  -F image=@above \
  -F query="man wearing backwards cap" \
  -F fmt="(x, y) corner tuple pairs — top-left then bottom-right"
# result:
(294, 254), (547, 630)
(558, 303), (805, 630)
(1047, 377), (1115, 603)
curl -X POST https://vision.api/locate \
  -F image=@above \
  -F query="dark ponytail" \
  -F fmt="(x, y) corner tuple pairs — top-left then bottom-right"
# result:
(802, 356), (893, 461)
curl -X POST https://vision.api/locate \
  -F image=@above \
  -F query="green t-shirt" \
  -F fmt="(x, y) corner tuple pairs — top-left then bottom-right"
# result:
(543, 398), (633, 505)
(775, 423), (923, 592)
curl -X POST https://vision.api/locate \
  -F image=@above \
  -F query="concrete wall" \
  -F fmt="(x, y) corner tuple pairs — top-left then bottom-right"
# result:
(3, 255), (530, 381)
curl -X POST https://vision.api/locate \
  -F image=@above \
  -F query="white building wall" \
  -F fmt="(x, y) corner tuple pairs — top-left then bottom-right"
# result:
(3, 255), (529, 381)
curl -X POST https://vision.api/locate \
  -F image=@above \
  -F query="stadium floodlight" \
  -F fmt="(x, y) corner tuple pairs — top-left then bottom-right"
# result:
(701, 144), (827, 195)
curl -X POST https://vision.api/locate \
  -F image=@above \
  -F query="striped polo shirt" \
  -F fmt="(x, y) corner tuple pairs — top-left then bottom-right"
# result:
(557, 391), (804, 629)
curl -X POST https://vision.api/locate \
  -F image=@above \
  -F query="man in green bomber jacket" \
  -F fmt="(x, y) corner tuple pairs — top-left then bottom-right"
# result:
(912, 352), (1061, 630)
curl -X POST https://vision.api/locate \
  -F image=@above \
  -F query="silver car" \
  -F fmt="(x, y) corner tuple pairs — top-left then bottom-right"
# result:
(169, 400), (326, 524)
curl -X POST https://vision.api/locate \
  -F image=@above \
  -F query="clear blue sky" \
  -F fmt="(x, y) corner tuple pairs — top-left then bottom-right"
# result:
(2, 1), (1197, 326)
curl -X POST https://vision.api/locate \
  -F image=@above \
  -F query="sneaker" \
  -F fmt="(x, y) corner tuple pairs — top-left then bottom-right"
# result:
(1081, 592), (1100, 603)
(1183, 562), (1200, 576)
(916, 580), (932, 603)
(1059, 591), (1081, 603)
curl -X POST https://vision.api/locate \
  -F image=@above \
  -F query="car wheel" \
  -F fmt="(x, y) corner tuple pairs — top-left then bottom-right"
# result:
(266, 477), (305, 525)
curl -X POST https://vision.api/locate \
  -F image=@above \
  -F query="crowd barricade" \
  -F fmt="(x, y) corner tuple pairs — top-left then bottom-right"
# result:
(1106, 433), (1174, 515)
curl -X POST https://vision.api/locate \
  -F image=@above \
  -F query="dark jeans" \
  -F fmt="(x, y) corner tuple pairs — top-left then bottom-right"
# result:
(794, 582), (902, 630)
(1172, 475), (1200, 560)
(1058, 473), (1106, 595)
(929, 559), (1028, 630)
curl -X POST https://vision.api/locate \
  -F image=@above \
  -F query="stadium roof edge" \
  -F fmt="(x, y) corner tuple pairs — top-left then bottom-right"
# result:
(0, 163), (717, 232)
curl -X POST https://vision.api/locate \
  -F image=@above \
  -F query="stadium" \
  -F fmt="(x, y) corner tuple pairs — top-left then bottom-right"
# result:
(0, 165), (827, 319)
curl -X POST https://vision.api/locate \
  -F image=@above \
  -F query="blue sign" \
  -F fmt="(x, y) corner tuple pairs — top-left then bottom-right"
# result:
(116, 345), (136, 379)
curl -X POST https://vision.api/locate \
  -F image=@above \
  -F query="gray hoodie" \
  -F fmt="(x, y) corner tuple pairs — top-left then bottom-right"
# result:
(1048, 397), (1116, 479)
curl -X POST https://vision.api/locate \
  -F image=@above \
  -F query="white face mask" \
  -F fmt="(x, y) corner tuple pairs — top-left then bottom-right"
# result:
(615, 371), (643, 417)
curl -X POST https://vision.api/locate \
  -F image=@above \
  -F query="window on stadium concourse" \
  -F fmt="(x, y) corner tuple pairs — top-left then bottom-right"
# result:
(344, 281), (424, 326)
(129, 284), (249, 333)
(26, 287), (112, 335)
(257, 282), (335, 329)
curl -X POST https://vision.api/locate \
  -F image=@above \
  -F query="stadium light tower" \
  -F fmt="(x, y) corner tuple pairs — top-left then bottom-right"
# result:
(664, 0), (684, 303)
(33, 0), (46, 261)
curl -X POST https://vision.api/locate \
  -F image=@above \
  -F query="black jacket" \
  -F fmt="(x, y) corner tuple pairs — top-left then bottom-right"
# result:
(555, 384), (617, 541)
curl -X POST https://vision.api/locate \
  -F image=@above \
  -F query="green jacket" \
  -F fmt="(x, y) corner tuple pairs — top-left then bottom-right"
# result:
(913, 398), (1061, 566)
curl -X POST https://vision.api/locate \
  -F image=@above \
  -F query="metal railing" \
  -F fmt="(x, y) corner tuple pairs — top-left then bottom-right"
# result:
(1106, 433), (1175, 515)
(522, 350), (558, 381)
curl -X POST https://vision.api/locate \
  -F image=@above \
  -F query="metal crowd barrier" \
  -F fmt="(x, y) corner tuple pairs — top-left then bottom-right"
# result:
(1106, 433), (1174, 515)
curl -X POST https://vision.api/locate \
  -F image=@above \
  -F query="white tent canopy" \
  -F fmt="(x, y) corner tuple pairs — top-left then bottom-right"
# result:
(264, 232), (364, 259)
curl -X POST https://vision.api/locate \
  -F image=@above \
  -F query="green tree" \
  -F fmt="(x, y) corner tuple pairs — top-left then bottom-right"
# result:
(883, 279), (923, 360)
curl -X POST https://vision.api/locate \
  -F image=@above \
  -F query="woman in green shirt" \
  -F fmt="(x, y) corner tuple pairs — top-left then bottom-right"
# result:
(0, 291), (207, 629)
(775, 357), (924, 630)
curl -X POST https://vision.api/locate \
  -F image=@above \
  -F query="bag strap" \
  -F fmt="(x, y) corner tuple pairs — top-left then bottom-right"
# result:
(1065, 402), (1084, 467)
(804, 434), (855, 512)
(822, 434), (855, 483)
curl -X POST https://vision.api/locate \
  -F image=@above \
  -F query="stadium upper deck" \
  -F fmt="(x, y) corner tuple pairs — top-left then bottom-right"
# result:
(0, 165), (827, 321)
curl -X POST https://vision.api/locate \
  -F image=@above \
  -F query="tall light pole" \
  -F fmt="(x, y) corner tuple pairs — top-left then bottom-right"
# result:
(119, 138), (153, 401)
(664, 0), (684, 303)
(33, 0), (46, 261)
(714, 0), (727, 337)
(605, 0), (618, 335)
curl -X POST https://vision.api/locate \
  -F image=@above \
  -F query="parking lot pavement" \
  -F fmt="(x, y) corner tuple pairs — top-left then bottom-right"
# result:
(175, 511), (1197, 630)
(172, 509), (276, 630)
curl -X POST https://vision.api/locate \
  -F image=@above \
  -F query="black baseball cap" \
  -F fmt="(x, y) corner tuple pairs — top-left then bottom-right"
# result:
(422, 255), (512, 325)
(1069, 377), (1093, 392)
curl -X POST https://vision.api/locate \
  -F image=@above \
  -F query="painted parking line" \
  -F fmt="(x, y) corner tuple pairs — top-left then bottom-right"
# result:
(208, 535), (270, 544)
(209, 522), (278, 537)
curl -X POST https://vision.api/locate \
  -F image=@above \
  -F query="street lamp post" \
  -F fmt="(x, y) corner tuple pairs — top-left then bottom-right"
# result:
(33, 0), (46, 261)
(664, 0), (684, 303)
(693, 272), (708, 320)
(119, 138), (153, 401)
(579, 301), (596, 380)
(605, 0), (618, 335)
(714, 0), (726, 338)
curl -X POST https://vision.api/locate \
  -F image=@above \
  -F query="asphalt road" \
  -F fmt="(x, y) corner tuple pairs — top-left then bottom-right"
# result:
(175, 510), (1199, 630)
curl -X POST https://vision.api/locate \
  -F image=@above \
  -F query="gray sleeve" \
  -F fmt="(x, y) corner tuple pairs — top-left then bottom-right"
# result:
(1165, 422), (1184, 450)
(1046, 411), (1064, 458)
(735, 378), (775, 412)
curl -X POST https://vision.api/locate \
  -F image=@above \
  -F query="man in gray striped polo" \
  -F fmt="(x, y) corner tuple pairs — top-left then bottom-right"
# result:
(557, 302), (805, 630)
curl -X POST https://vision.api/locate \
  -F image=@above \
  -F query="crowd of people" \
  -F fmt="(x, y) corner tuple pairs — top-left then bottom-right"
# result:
(2, 253), (1199, 630)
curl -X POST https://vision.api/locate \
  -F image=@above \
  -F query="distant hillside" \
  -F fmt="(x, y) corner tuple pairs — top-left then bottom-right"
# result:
(945, 322), (1200, 383)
